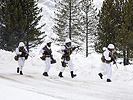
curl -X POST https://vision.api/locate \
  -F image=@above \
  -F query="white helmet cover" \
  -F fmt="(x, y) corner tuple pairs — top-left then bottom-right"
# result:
(65, 38), (71, 44)
(46, 39), (52, 44)
(108, 44), (115, 49)
(19, 42), (25, 47)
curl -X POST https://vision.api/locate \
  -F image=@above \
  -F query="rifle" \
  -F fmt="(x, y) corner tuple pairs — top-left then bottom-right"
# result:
(64, 46), (80, 53)
(110, 52), (118, 69)
(112, 56), (118, 69)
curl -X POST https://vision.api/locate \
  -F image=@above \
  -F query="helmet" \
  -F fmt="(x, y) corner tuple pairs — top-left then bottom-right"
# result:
(108, 44), (115, 49)
(103, 47), (107, 51)
(65, 38), (71, 44)
(19, 42), (25, 47)
(46, 39), (52, 44)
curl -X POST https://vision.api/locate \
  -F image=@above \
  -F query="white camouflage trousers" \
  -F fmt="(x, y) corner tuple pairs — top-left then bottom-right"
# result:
(102, 63), (112, 79)
(44, 57), (51, 72)
(18, 57), (25, 71)
(60, 59), (74, 72)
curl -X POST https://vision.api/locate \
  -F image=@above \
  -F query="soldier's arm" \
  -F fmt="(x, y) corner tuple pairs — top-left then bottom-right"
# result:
(15, 48), (22, 55)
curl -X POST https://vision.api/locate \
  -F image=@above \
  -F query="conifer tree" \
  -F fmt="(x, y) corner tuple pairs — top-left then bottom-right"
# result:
(20, 0), (45, 51)
(115, 0), (133, 65)
(95, 0), (133, 65)
(80, 0), (97, 57)
(53, 0), (83, 45)
(94, 0), (118, 53)
(0, 0), (45, 51)
(0, 0), (25, 51)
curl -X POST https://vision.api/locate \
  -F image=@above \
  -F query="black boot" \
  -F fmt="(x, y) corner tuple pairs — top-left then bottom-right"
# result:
(17, 67), (19, 73)
(20, 71), (23, 75)
(70, 71), (76, 78)
(107, 79), (111, 82)
(58, 72), (63, 78)
(98, 73), (103, 79)
(43, 72), (48, 77)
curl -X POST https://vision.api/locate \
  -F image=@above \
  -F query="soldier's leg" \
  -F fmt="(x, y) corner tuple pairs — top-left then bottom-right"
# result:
(107, 63), (112, 79)
(58, 66), (66, 77)
(67, 60), (76, 78)
(18, 57), (25, 75)
(67, 60), (74, 71)
(43, 57), (51, 76)
(102, 63), (108, 75)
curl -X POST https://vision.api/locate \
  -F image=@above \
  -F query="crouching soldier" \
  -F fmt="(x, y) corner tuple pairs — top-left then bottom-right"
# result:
(15, 42), (29, 75)
(40, 39), (56, 77)
(58, 38), (79, 78)
(98, 44), (116, 82)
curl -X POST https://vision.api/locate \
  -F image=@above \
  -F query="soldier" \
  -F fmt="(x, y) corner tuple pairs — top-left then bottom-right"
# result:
(98, 44), (116, 82)
(58, 38), (79, 78)
(15, 42), (29, 75)
(40, 39), (56, 77)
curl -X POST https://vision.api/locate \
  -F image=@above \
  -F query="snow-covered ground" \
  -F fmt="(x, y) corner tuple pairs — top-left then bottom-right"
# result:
(0, 49), (133, 100)
(1, 0), (133, 100)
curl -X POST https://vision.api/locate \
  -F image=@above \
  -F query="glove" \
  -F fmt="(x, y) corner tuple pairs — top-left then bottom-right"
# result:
(64, 50), (68, 54)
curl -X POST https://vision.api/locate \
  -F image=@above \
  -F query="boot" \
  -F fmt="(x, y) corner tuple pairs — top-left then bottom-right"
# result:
(43, 72), (48, 77)
(17, 67), (19, 73)
(20, 71), (23, 75)
(58, 72), (63, 78)
(107, 79), (111, 82)
(98, 73), (103, 79)
(70, 71), (76, 78)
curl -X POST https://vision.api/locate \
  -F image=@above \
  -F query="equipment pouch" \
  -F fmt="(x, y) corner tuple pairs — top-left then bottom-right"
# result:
(101, 55), (105, 62)
(14, 55), (19, 61)
(61, 61), (67, 67)
(66, 56), (70, 61)
(40, 55), (46, 60)
(51, 59), (56, 64)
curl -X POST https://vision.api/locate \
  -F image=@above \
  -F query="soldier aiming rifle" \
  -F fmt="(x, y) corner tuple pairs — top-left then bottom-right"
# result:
(58, 38), (79, 78)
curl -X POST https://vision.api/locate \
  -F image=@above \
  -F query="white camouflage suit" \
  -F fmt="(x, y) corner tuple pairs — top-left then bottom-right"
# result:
(102, 49), (112, 79)
(40, 46), (52, 73)
(60, 45), (74, 72)
(15, 46), (28, 72)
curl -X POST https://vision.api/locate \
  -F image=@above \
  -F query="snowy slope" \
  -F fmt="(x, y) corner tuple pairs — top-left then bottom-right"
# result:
(1, 0), (133, 100)
(0, 49), (133, 100)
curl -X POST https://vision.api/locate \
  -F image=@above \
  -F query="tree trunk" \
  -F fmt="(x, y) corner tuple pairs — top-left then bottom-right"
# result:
(86, 6), (88, 57)
(69, 0), (71, 40)
(123, 49), (129, 66)
(26, 41), (29, 52)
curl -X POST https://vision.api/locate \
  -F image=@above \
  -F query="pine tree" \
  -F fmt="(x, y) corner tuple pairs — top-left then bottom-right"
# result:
(95, 0), (119, 53)
(115, 0), (133, 65)
(95, 0), (133, 65)
(0, 0), (25, 51)
(80, 0), (97, 57)
(0, 0), (45, 51)
(53, 0), (83, 45)
(20, 0), (45, 51)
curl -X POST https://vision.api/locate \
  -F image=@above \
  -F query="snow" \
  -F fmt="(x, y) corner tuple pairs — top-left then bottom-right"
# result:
(0, 0), (133, 100)
(0, 49), (133, 100)
(37, 0), (104, 38)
